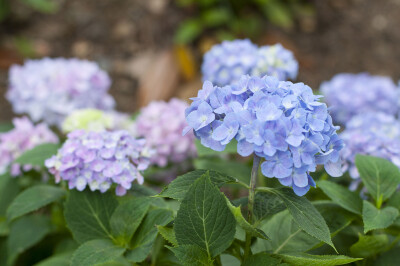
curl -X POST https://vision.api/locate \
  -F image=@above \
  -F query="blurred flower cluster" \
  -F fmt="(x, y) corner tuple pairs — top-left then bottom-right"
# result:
(202, 39), (298, 86)
(135, 98), (197, 167)
(321, 73), (398, 124)
(45, 130), (150, 196)
(184, 76), (343, 196)
(0, 117), (58, 176)
(7, 58), (115, 127)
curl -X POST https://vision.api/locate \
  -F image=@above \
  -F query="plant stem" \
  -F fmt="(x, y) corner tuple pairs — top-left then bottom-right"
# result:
(244, 155), (261, 259)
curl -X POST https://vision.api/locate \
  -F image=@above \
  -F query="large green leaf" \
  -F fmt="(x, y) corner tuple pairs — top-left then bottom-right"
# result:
(14, 143), (60, 167)
(387, 191), (400, 211)
(0, 174), (19, 216)
(70, 239), (125, 266)
(158, 170), (236, 200)
(7, 214), (52, 265)
(64, 190), (118, 243)
(350, 234), (389, 258)
(242, 253), (281, 266)
(362, 200), (398, 233)
(355, 155), (400, 207)
(126, 208), (173, 262)
(174, 173), (236, 258)
(157, 225), (178, 246)
(275, 253), (362, 266)
(268, 188), (335, 250)
(194, 139), (237, 157)
(169, 245), (212, 266)
(34, 251), (73, 266)
(7, 185), (65, 221)
(253, 192), (286, 221)
(317, 180), (363, 215)
(110, 197), (150, 245)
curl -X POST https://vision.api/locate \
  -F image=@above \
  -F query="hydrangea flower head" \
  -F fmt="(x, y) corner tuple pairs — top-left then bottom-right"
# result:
(0, 117), (59, 176)
(7, 58), (115, 127)
(184, 76), (344, 196)
(320, 73), (398, 124)
(341, 112), (400, 182)
(251, 44), (298, 81)
(135, 98), (196, 167)
(201, 39), (298, 86)
(62, 109), (135, 134)
(45, 130), (150, 196)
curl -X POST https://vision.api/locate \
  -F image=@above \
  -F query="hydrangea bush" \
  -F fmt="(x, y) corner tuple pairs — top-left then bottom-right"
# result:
(202, 39), (298, 86)
(7, 58), (115, 127)
(1, 45), (400, 266)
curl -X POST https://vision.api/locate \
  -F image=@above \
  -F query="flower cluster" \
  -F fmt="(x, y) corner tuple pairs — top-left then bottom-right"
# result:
(135, 98), (196, 167)
(320, 73), (398, 124)
(0, 117), (58, 176)
(7, 58), (115, 127)
(45, 130), (150, 196)
(341, 112), (400, 182)
(201, 40), (298, 86)
(184, 75), (343, 196)
(62, 109), (135, 134)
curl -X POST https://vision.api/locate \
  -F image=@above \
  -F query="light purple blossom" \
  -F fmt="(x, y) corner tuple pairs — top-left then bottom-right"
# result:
(7, 58), (115, 127)
(0, 117), (59, 176)
(321, 73), (398, 124)
(184, 75), (343, 196)
(134, 98), (196, 168)
(45, 130), (150, 196)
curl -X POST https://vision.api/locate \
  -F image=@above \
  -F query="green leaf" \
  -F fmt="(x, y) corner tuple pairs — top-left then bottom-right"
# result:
(374, 247), (400, 265)
(7, 214), (52, 265)
(355, 155), (400, 206)
(174, 19), (203, 44)
(168, 245), (212, 266)
(158, 169), (236, 200)
(21, 0), (59, 13)
(263, 2), (293, 29)
(194, 158), (251, 183)
(254, 192), (286, 221)
(34, 251), (73, 266)
(268, 188), (335, 250)
(194, 139), (237, 157)
(242, 253), (281, 266)
(70, 239), (125, 266)
(0, 173), (19, 216)
(157, 225), (178, 246)
(110, 197), (150, 245)
(225, 196), (268, 240)
(350, 234), (389, 258)
(64, 190), (118, 243)
(7, 185), (65, 221)
(275, 253), (362, 266)
(0, 122), (13, 133)
(201, 8), (231, 27)
(126, 208), (173, 262)
(317, 180), (363, 215)
(174, 173), (236, 258)
(15, 143), (60, 167)
(362, 200), (399, 233)
(387, 191), (400, 211)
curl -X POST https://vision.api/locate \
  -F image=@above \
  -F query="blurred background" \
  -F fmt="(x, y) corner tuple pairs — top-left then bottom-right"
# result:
(0, 0), (398, 122)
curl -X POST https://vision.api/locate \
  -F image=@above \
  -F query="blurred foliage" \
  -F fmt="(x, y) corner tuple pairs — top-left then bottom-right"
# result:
(0, 0), (59, 22)
(174, 0), (315, 44)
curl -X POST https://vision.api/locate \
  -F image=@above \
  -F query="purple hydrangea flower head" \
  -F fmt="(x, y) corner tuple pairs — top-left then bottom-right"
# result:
(202, 40), (298, 86)
(135, 98), (196, 167)
(45, 130), (150, 196)
(184, 75), (343, 196)
(320, 73), (398, 125)
(340, 112), (400, 183)
(0, 117), (59, 176)
(7, 58), (115, 127)
(251, 44), (298, 81)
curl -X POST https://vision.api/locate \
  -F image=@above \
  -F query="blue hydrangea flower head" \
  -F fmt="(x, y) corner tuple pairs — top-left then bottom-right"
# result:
(45, 130), (150, 196)
(184, 75), (344, 196)
(251, 44), (298, 81)
(320, 73), (398, 125)
(340, 112), (400, 187)
(7, 58), (115, 127)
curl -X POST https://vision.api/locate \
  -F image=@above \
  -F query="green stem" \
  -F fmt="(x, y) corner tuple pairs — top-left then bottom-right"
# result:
(244, 155), (261, 259)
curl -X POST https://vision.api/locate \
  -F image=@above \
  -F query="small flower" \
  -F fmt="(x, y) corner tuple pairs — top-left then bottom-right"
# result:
(185, 75), (343, 196)
(135, 98), (196, 167)
(45, 130), (150, 196)
(0, 117), (59, 176)
(7, 58), (115, 127)
(321, 73), (398, 124)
